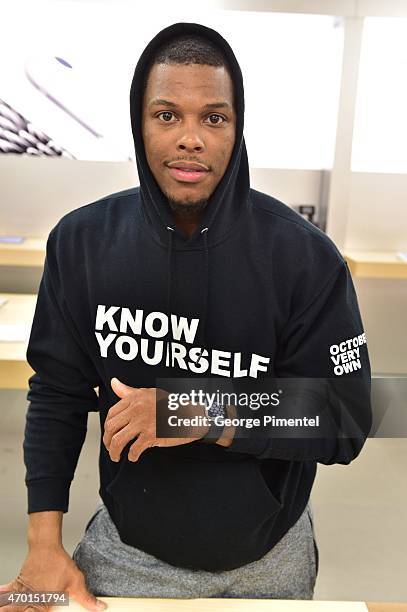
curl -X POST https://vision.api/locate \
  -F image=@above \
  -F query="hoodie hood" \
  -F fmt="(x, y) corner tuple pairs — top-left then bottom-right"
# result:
(129, 22), (250, 361)
(129, 21), (250, 251)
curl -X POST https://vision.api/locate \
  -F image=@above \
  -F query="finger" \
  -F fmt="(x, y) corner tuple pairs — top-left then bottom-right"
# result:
(108, 424), (141, 462)
(111, 377), (135, 394)
(0, 606), (47, 612)
(0, 584), (20, 612)
(0, 600), (49, 612)
(103, 407), (133, 449)
(0, 579), (53, 612)
(70, 574), (106, 610)
(0, 582), (19, 611)
(128, 437), (152, 462)
(111, 377), (140, 397)
(72, 588), (107, 610)
(0, 581), (15, 591)
(105, 396), (134, 422)
(0, 607), (35, 612)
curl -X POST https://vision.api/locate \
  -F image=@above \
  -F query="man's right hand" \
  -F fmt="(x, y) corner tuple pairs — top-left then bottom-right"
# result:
(0, 545), (107, 612)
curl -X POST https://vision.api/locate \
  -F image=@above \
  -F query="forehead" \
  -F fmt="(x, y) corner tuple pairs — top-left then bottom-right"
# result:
(143, 63), (234, 107)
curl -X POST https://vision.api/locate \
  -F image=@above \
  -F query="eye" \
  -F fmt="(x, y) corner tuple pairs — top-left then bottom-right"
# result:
(157, 111), (176, 122)
(205, 114), (226, 125)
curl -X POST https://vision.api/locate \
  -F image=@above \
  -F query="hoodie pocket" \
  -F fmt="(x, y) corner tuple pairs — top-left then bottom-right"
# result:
(253, 459), (283, 510)
(106, 448), (282, 572)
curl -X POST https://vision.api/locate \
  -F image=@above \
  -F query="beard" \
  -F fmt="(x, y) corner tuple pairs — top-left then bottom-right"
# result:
(166, 195), (208, 218)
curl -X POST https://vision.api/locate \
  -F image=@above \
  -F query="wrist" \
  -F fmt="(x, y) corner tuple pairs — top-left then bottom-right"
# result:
(27, 511), (63, 550)
(215, 404), (236, 446)
(190, 401), (211, 439)
(200, 400), (233, 444)
(28, 538), (64, 552)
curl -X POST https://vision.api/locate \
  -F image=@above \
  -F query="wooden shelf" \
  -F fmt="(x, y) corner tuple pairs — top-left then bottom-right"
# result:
(0, 293), (99, 393)
(343, 251), (407, 279)
(56, 597), (407, 612)
(0, 237), (46, 267)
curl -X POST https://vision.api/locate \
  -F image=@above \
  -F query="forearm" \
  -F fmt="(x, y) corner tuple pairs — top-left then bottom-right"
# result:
(24, 400), (90, 513)
(28, 511), (63, 550)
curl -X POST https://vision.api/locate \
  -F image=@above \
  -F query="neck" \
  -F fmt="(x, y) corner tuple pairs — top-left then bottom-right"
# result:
(166, 196), (208, 238)
(171, 213), (202, 238)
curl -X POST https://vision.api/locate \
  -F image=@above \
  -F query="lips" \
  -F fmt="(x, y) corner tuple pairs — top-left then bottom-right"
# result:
(166, 161), (210, 183)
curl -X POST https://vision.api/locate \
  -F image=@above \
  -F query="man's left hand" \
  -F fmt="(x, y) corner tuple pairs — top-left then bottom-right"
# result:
(103, 377), (209, 463)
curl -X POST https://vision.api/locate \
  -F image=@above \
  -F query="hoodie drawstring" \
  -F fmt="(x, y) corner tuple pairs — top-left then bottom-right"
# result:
(198, 227), (209, 365)
(166, 226), (209, 368)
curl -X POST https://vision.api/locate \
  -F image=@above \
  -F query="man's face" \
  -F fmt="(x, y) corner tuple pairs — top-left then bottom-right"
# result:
(141, 62), (236, 213)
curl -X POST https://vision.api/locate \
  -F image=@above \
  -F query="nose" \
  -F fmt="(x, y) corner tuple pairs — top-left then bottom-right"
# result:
(176, 122), (205, 153)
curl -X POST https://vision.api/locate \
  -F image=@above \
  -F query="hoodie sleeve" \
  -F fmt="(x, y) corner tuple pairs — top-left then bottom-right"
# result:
(224, 260), (372, 465)
(23, 226), (101, 513)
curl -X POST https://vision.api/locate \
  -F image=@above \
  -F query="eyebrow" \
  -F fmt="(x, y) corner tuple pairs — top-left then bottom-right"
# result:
(148, 98), (232, 111)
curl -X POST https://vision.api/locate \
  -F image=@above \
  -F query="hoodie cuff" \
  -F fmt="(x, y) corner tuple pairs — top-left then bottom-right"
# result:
(221, 402), (271, 457)
(224, 434), (270, 457)
(26, 479), (71, 513)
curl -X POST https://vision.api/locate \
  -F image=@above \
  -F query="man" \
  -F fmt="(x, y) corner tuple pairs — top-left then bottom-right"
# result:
(0, 22), (372, 609)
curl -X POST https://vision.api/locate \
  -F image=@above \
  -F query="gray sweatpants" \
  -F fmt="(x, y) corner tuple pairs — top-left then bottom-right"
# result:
(72, 500), (319, 600)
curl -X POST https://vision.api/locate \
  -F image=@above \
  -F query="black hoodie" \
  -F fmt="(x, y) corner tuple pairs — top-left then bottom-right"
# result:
(24, 22), (372, 572)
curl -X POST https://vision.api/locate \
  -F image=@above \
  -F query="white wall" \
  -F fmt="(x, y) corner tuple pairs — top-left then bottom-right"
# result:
(0, 157), (137, 237)
(345, 173), (407, 375)
(346, 173), (407, 251)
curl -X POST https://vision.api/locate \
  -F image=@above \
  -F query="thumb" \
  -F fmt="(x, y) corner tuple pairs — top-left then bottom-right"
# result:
(72, 584), (107, 611)
(110, 377), (135, 398)
(0, 581), (14, 591)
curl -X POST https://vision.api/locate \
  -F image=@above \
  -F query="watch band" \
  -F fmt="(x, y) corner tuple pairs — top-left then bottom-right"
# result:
(200, 400), (227, 444)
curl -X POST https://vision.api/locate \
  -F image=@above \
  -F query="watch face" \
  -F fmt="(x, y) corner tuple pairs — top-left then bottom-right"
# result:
(207, 402), (227, 418)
